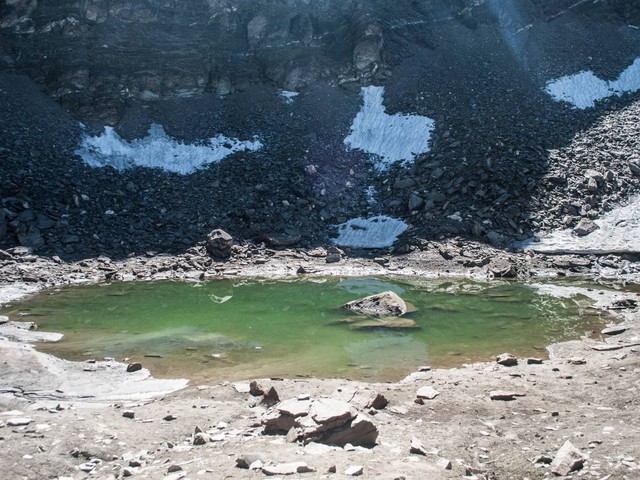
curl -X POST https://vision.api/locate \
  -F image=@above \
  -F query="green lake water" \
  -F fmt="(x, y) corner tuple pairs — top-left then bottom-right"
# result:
(0, 277), (614, 382)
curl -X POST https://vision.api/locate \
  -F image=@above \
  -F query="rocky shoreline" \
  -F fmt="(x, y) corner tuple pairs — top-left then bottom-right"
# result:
(1, 245), (640, 479)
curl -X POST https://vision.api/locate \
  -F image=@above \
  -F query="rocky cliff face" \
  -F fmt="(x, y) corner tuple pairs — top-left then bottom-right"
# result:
(1, 0), (640, 257)
(3, 0), (637, 124)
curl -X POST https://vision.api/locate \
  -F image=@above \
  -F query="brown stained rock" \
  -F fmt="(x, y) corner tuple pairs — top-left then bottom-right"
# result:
(249, 380), (269, 396)
(550, 441), (584, 476)
(365, 393), (389, 410)
(261, 386), (280, 407)
(319, 416), (378, 447)
(236, 453), (267, 469)
(496, 353), (518, 366)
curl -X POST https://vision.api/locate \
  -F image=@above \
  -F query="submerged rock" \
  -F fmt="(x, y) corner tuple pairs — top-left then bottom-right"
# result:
(342, 291), (408, 318)
(350, 318), (417, 330)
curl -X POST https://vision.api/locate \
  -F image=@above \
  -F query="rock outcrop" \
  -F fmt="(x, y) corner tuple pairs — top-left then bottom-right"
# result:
(262, 397), (378, 447)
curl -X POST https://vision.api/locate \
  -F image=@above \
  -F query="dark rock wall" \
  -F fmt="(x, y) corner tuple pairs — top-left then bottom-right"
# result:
(3, 1), (637, 124)
(1, 0), (640, 257)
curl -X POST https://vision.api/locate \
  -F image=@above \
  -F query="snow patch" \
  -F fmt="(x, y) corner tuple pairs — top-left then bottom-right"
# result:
(344, 86), (435, 170)
(334, 215), (409, 249)
(280, 90), (299, 105)
(545, 57), (640, 109)
(76, 123), (262, 175)
(518, 196), (640, 254)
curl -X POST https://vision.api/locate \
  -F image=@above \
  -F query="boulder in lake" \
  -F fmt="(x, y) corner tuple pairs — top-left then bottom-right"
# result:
(342, 291), (408, 318)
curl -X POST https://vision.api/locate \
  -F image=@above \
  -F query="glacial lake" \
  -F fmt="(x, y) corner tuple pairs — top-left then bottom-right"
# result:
(0, 277), (617, 382)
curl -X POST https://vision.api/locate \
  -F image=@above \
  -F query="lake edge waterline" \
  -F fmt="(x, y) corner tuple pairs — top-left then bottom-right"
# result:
(0, 275), (619, 383)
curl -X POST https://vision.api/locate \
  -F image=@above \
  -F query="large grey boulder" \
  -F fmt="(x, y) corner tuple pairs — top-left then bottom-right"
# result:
(206, 229), (233, 258)
(262, 397), (378, 447)
(342, 291), (408, 318)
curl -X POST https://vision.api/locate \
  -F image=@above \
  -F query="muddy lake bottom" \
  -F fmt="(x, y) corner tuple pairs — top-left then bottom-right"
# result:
(1, 277), (627, 383)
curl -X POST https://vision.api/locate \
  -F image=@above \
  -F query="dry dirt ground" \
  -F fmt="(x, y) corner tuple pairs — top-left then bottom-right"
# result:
(1, 246), (640, 480)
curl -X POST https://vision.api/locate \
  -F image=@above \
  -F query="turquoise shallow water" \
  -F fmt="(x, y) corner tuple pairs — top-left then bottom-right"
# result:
(0, 277), (612, 382)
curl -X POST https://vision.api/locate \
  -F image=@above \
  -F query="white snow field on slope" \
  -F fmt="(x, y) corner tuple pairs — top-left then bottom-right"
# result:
(545, 57), (640, 109)
(334, 215), (409, 249)
(519, 196), (640, 254)
(344, 86), (435, 170)
(76, 123), (263, 175)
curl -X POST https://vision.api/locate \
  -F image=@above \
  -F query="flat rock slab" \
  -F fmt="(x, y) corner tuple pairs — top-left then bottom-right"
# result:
(345, 465), (364, 476)
(310, 398), (354, 425)
(6, 417), (32, 426)
(490, 390), (524, 401)
(262, 462), (314, 475)
(416, 386), (440, 400)
(601, 326), (628, 335)
(277, 398), (311, 418)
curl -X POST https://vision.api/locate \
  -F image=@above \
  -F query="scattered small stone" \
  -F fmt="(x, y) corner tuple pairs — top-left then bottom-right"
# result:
(533, 454), (553, 465)
(601, 326), (628, 335)
(328, 465), (337, 473)
(163, 414), (177, 421)
(345, 465), (364, 476)
(489, 390), (519, 401)
(436, 458), (452, 470)
(7, 418), (32, 426)
(365, 393), (388, 410)
(568, 357), (586, 365)
(249, 380), (267, 396)
(496, 353), (518, 366)
(410, 437), (428, 456)
(573, 218), (598, 236)
(122, 410), (135, 419)
(262, 462), (315, 475)
(527, 357), (544, 365)
(416, 386), (440, 400)
(167, 464), (183, 473)
(126, 363), (142, 373)
(550, 440), (584, 476)
(193, 432), (210, 445)
(261, 386), (280, 407)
